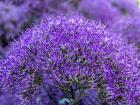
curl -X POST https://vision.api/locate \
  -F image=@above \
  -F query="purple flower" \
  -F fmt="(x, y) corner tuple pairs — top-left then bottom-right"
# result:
(1, 15), (140, 105)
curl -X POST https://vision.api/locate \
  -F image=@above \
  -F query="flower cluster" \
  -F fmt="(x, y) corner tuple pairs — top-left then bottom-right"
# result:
(1, 15), (140, 105)
(0, 0), (140, 105)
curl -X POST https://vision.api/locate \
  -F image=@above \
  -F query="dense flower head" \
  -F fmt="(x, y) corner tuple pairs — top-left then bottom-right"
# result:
(1, 15), (140, 105)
